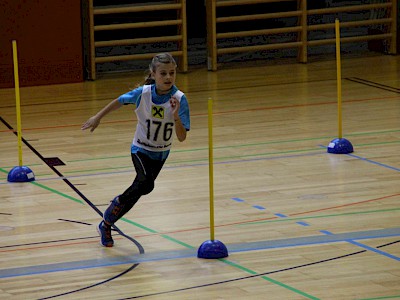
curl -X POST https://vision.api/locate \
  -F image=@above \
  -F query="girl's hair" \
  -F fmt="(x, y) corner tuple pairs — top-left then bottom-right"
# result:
(143, 53), (177, 85)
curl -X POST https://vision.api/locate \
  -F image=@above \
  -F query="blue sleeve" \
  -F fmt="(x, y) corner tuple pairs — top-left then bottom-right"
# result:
(118, 86), (143, 106)
(179, 95), (190, 131)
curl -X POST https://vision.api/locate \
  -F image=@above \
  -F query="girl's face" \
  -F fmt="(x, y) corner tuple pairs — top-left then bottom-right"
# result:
(152, 62), (177, 95)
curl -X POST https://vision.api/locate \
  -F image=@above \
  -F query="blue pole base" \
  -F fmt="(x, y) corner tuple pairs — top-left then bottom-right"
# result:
(198, 240), (229, 259)
(327, 138), (354, 154)
(7, 166), (35, 182)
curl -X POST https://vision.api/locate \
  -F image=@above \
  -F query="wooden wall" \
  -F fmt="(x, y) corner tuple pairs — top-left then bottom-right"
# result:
(0, 0), (83, 88)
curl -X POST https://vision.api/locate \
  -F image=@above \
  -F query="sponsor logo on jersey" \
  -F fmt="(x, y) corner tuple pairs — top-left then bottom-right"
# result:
(152, 105), (164, 119)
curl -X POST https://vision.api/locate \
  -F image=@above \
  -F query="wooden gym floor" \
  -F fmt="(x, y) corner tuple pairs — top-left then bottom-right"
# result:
(0, 53), (399, 299)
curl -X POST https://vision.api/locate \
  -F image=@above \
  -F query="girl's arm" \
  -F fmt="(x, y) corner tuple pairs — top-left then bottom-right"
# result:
(81, 98), (122, 132)
(170, 96), (187, 142)
(174, 116), (187, 142)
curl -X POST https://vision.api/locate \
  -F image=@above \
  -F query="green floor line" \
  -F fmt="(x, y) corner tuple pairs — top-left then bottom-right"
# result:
(0, 168), (49, 179)
(67, 155), (128, 163)
(1, 137), (399, 176)
(43, 140), (397, 177)
(53, 128), (400, 165)
(119, 218), (159, 234)
(95, 129), (400, 157)
(221, 259), (320, 300)
(0, 163), (43, 170)
(160, 235), (196, 249)
(30, 181), (84, 205)
(356, 140), (400, 147)
(3, 147), (321, 178)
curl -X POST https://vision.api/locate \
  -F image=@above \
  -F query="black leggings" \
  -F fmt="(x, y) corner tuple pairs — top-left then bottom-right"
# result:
(112, 152), (166, 221)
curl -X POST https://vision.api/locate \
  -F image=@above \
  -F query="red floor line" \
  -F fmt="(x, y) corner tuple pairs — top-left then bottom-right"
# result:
(1, 95), (398, 133)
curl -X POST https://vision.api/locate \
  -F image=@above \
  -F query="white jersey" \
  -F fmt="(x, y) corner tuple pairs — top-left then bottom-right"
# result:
(133, 85), (183, 152)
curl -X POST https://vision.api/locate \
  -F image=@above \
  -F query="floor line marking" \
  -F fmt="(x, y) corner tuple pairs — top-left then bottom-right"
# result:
(321, 230), (400, 261)
(1, 227), (398, 279)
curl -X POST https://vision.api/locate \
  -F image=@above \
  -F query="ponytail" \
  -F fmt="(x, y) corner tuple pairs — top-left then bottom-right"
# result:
(143, 73), (155, 85)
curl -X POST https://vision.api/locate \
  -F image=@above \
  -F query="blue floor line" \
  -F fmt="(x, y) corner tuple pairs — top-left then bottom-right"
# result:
(0, 227), (398, 279)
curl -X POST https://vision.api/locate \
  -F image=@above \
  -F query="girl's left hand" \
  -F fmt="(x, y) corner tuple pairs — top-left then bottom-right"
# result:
(170, 96), (180, 118)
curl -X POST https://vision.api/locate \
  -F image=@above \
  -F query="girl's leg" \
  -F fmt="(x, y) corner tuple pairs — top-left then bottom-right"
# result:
(98, 152), (165, 247)
(104, 152), (165, 224)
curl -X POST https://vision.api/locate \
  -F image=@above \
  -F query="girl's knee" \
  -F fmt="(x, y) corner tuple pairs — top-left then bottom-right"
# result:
(140, 179), (154, 195)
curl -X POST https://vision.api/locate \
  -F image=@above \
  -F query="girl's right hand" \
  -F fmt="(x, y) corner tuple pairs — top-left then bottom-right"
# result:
(81, 116), (100, 132)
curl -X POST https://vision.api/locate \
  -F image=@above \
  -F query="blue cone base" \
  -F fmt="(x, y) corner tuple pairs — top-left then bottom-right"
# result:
(327, 138), (354, 154)
(198, 240), (229, 259)
(7, 166), (35, 182)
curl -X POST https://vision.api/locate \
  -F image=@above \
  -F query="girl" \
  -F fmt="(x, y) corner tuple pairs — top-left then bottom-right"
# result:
(82, 53), (190, 247)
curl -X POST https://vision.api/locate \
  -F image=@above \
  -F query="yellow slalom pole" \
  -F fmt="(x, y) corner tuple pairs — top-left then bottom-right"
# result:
(12, 40), (23, 167)
(335, 19), (343, 139)
(197, 98), (228, 258)
(208, 98), (215, 241)
(327, 19), (353, 154)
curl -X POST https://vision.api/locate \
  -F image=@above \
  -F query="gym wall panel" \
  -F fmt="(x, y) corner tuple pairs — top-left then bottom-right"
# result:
(0, 0), (83, 88)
